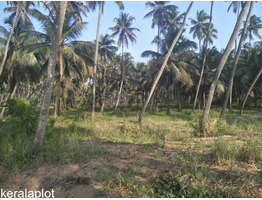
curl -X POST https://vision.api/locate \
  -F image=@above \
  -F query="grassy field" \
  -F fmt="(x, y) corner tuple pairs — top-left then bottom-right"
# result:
(0, 104), (262, 197)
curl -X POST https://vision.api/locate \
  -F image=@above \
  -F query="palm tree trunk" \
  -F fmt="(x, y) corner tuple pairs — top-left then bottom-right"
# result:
(100, 64), (107, 113)
(33, 1), (67, 148)
(0, 82), (18, 118)
(240, 67), (262, 115)
(157, 26), (160, 57)
(200, 2), (250, 135)
(221, 2), (253, 117)
(193, 1), (213, 112)
(54, 48), (63, 119)
(114, 36), (125, 112)
(138, 2), (194, 123)
(0, 2), (21, 77)
(91, 1), (103, 121)
(230, 4), (241, 110)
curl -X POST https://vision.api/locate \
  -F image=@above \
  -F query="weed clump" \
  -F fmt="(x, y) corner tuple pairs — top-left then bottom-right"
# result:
(239, 138), (262, 163)
(152, 174), (222, 198)
(213, 138), (240, 165)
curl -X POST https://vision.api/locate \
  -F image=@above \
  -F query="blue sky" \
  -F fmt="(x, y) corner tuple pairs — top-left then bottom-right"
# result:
(0, 1), (262, 63)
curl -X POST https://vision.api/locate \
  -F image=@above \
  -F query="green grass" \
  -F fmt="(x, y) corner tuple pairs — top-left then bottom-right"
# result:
(0, 103), (261, 197)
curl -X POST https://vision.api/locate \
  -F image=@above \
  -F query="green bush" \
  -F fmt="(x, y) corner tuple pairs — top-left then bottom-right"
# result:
(7, 98), (38, 135)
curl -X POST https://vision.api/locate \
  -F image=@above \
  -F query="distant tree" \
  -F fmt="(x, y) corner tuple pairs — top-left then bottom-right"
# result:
(138, 1), (194, 123)
(192, 2), (216, 112)
(110, 12), (140, 112)
(98, 34), (118, 113)
(87, 1), (124, 120)
(144, 1), (178, 56)
(189, 10), (209, 54)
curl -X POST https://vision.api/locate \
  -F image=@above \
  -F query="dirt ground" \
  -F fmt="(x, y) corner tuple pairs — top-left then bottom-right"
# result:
(2, 136), (262, 198)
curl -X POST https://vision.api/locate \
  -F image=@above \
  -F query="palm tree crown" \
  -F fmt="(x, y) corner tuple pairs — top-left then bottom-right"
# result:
(240, 15), (262, 42)
(99, 34), (117, 62)
(110, 12), (140, 48)
(189, 10), (209, 52)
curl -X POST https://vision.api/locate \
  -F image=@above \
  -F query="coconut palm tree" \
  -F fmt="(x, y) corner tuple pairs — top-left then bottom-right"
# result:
(0, 1), (36, 77)
(29, 5), (88, 118)
(144, 1), (178, 55)
(221, 2), (254, 117)
(138, 1), (194, 123)
(200, 2), (251, 136)
(98, 34), (118, 113)
(86, 1), (124, 120)
(192, 2), (215, 112)
(33, 1), (67, 148)
(189, 10), (209, 54)
(110, 12), (140, 112)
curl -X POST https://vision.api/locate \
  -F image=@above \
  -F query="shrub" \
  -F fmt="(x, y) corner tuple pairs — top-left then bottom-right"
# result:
(7, 98), (39, 135)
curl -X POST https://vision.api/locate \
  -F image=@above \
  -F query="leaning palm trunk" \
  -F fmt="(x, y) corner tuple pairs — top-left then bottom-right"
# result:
(230, 5), (241, 109)
(221, 2), (253, 117)
(114, 37), (125, 112)
(193, 1), (213, 112)
(240, 67), (262, 115)
(0, 2), (20, 77)
(138, 1), (194, 123)
(33, 2), (67, 148)
(91, 1), (103, 121)
(200, 2), (250, 135)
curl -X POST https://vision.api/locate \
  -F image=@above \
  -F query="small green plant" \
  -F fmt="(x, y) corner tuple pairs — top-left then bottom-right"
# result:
(152, 174), (221, 198)
(153, 175), (183, 198)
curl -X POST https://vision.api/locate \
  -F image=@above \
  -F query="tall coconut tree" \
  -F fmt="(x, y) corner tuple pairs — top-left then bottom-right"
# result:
(138, 1), (194, 123)
(87, 1), (124, 120)
(29, 4), (88, 118)
(192, 2), (215, 112)
(110, 12), (140, 112)
(144, 1), (178, 55)
(221, 2), (254, 117)
(98, 34), (118, 113)
(33, 1), (67, 148)
(200, 2), (250, 136)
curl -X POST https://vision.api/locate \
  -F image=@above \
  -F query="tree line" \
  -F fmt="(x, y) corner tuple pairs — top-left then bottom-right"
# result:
(0, 1), (261, 146)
